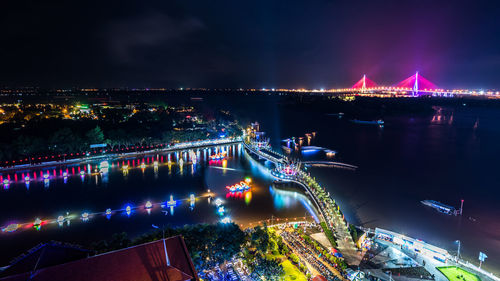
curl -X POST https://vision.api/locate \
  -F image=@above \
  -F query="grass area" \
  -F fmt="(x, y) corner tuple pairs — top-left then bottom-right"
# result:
(437, 266), (481, 281)
(281, 259), (308, 281)
(266, 254), (307, 281)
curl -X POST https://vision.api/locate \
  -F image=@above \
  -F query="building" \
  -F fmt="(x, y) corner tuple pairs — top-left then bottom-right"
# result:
(375, 228), (450, 263)
(0, 236), (198, 281)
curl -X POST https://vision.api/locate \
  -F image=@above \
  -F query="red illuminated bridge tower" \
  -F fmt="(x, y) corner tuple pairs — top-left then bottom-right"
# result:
(351, 75), (377, 92)
(396, 72), (437, 95)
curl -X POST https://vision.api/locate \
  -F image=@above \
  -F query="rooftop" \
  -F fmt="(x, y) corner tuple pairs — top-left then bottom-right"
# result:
(0, 236), (198, 281)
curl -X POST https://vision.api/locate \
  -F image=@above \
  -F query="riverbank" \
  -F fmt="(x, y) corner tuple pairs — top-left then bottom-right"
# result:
(0, 137), (242, 173)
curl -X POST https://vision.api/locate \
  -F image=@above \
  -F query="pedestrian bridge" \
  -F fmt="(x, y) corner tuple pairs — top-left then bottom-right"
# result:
(244, 138), (359, 264)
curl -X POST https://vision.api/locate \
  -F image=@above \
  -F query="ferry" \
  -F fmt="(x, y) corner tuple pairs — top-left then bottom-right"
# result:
(421, 200), (457, 215)
(351, 119), (384, 125)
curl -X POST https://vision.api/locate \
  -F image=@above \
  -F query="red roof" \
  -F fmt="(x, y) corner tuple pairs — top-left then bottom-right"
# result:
(312, 275), (328, 281)
(1, 236), (198, 281)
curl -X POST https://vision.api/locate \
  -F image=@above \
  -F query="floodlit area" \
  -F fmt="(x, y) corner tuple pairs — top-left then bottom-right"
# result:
(437, 266), (482, 281)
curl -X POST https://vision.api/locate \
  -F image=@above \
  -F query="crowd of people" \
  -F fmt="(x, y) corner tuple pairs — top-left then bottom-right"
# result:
(280, 230), (345, 281)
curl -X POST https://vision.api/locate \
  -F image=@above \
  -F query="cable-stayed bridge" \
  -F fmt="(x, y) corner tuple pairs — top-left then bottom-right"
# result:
(263, 72), (499, 97)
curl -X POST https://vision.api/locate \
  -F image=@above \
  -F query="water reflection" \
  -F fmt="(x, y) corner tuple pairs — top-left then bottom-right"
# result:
(270, 185), (319, 223)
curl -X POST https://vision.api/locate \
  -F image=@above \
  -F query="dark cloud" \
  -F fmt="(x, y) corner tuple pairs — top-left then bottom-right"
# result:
(106, 12), (205, 64)
(0, 0), (499, 89)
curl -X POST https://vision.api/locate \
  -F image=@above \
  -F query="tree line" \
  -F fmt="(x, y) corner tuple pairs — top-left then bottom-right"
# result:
(0, 110), (241, 163)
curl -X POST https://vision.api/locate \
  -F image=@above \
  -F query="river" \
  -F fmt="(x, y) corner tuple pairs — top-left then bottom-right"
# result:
(1, 94), (499, 274)
(212, 95), (500, 274)
(0, 144), (313, 265)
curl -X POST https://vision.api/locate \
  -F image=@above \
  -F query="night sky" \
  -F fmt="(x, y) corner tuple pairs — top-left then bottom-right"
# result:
(1, 0), (499, 89)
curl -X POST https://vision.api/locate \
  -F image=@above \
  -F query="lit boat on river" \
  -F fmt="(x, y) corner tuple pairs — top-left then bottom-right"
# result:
(226, 181), (251, 192)
(351, 119), (384, 125)
(421, 200), (457, 215)
(210, 152), (227, 160)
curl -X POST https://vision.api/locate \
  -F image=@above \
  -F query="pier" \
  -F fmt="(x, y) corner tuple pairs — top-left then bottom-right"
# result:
(243, 136), (361, 265)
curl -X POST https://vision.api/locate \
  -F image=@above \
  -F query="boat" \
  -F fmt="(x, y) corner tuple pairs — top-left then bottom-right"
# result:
(209, 152), (227, 160)
(421, 200), (457, 215)
(281, 146), (292, 154)
(325, 149), (336, 157)
(351, 119), (384, 125)
(226, 181), (251, 192)
(326, 112), (344, 117)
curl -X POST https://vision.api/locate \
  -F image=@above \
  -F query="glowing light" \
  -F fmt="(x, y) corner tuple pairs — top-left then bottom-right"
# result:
(125, 205), (132, 216)
(189, 194), (195, 210)
(396, 72), (437, 92)
(33, 217), (42, 230)
(80, 171), (85, 176)
(221, 217), (232, 224)
(140, 163), (146, 169)
(105, 208), (112, 215)
(215, 198), (223, 207)
(122, 165), (129, 170)
(63, 172), (68, 177)
(210, 152), (227, 161)
(352, 75), (377, 90)
(145, 201), (153, 209)
(3, 179), (9, 185)
(245, 177), (252, 184)
(43, 174), (50, 180)
(245, 191), (252, 205)
(57, 216), (65, 226)
(81, 212), (89, 221)
(167, 195), (177, 207)
(2, 223), (19, 233)
(24, 176), (30, 182)
(99, 161), (109, 169)
(217, 206), (225, 215)
(153, 161), (158, 167)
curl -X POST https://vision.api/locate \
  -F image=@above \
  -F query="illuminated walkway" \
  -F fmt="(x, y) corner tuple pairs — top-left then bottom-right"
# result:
(0, 137), (242, 172)
(243, 139), (361, 266)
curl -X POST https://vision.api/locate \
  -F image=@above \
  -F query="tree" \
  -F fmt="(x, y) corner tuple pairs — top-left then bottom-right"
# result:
(107, 129), (127, 150)
(179, 223), (246, 271)
(108, 232), (130, 250)
(349, 224), (359, 244)
(251, 226), (269, 253)
(250, 255), (284, 280)
(85, 126), (105, 145)
(49, 127), (83, 154)
(91, 240), (109, 254)
(15, 135), (44, 160)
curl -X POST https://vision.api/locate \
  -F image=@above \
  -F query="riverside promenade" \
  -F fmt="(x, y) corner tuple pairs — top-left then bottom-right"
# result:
(243, 137), (362, 266)
(0, 137), (242, 172)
